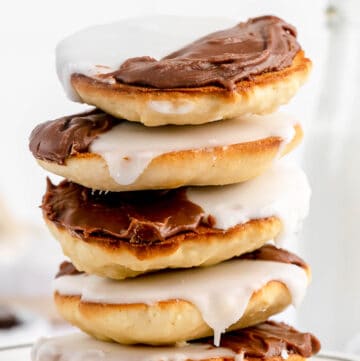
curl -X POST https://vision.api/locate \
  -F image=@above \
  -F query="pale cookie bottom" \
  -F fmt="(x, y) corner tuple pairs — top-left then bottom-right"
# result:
(46, 216), (282, 280)
(37, 124), (302, 192)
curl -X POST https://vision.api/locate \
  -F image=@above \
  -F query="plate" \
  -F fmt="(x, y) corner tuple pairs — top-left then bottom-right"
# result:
(0, 343), (31, 360)
(0, 345), (359, 361)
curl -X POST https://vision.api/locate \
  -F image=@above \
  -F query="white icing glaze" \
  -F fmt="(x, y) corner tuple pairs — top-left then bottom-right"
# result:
(148, 100), (195, 114)
(90, 112), (297, 185)
(54, 258), (308, 346)
(281, 350), (290, 359)
(31, 333), (236, 361)
(56, 16), (235, 101)
(187, 161), (311, 244)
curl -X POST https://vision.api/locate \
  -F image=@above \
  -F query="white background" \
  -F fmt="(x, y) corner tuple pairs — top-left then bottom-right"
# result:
(7, 0), (360, 355)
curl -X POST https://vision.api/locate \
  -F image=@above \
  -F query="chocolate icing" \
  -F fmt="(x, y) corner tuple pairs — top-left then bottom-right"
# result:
(110, 16), (300, 90)
(42, 179), (205, 243)
(56, 261), (83, 278)
(204, 321), (321, 357)
(239, 244), (307, 269)
(43, 179), (307, 270)
(29, 109), (118, 165)
(42, 179), (307, 268)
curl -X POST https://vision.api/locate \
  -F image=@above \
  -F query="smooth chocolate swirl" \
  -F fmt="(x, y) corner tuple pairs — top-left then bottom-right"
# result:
(239, 244), (307, 269)
(42, 180), (307, 272)
(42, 179), (206, 243)
(110, 16), (300, 90)
(203, 321), (321, 357)
(29, 109), (118, 165)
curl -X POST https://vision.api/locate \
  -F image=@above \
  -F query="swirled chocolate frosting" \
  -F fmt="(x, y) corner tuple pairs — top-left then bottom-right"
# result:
(29, 109), (118, 164)
(110, 16), (300, 90)
(43, 179), (305, 271)
(210, 321), (321, 357)
(240, 244), (307, 269)
(42, 179), (205, 243)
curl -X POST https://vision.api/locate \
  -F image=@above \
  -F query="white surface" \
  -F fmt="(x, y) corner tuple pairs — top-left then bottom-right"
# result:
(55, 258), (308, 346)
(91, 112), (297, 185)
(0, 313), (47, 349)
(298, 2), (360, 353)
(1, 346), (358, 361)
(0, 347), (31, 361)
(0, 347), (358, 361)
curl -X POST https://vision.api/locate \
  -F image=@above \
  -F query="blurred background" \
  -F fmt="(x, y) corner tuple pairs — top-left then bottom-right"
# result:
(0, 0), (359, 355)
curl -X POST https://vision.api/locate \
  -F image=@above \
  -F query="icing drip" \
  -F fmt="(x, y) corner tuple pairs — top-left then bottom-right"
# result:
(90, 112), (297, 185)
(187, 161), (310, 244)
(42, 162), (310, 245)
(54, 258), (308, 346)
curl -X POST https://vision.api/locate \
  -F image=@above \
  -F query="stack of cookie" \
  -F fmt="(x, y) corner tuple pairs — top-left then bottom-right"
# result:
(30, 15), (320, 361)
